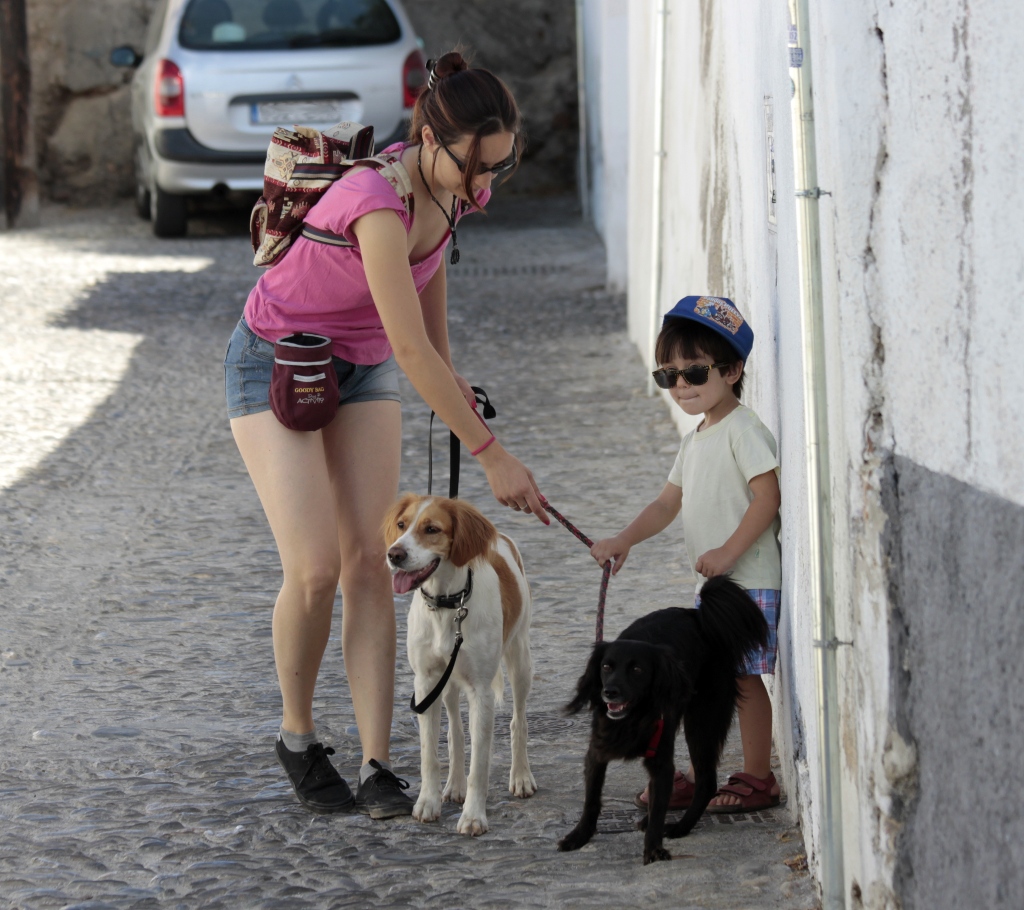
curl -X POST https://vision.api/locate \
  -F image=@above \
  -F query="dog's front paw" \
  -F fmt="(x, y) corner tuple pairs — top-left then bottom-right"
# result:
(455, 809), (488, 836)
(665, 818), (694, 839)
(412, 793), (442, 823)
(643, 845), (673, 865)
(557, 826), (593, 852)
(509, 768), (537, 798)
(442, 776), (467, 804)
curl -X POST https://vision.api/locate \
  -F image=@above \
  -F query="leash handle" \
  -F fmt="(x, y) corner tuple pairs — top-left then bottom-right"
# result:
(543, 502), (609, 643)
(428, 386), (496, 500)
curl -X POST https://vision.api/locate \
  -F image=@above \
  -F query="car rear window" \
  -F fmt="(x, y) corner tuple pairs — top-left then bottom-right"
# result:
(179, 0), (401, 50)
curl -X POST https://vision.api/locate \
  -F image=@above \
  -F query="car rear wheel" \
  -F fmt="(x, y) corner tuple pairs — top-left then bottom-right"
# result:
(135, 177), (152, 220)
(152, 184), (188, 237)
(134, 147), (151, 220)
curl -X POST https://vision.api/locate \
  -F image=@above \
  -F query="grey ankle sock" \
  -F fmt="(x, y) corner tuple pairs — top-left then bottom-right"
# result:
(279, 725), (319, 753)
(359, 759), (391, 785)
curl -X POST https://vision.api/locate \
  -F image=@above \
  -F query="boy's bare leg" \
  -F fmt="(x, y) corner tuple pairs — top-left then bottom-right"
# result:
(708, 674), (779, 807)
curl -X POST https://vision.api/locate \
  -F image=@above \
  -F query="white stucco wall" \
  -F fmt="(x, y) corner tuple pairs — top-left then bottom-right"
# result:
(600, 0), (1024, 905)
(580, 0), (630, 292)
(622, 0), (827, 885)
(813, 0), (1024, 510)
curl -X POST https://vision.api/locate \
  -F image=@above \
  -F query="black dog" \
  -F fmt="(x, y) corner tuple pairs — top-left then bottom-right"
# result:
(557, 576), (768, 864)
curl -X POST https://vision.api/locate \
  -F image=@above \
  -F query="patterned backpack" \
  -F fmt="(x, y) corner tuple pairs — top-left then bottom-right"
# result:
(249, 121), (414, 268)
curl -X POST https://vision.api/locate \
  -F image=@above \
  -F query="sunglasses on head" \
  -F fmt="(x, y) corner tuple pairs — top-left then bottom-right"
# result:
(440, 141), (518, 176)
(651, 362), (734, 389)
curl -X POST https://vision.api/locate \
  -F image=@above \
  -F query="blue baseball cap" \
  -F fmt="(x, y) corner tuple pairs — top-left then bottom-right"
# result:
(662, 295), (754, 361)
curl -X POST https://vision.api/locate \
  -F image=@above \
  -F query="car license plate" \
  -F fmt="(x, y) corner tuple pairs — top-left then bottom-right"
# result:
(252, 99), (362, 125)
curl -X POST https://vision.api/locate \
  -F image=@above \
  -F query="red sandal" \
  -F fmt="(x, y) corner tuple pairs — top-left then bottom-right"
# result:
(705, 771), (780, 813)
(633, 770), (695, 809)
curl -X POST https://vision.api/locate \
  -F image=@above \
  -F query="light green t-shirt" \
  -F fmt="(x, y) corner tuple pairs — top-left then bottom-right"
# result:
(667, 405), (782, 591)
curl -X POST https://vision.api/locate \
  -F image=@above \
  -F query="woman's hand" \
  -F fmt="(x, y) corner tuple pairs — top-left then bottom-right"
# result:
(590, 536), (631, 574)
(476, 443), (549, 524)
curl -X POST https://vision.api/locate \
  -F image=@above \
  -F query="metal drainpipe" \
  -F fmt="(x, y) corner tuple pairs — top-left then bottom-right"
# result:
(645, 0), (669, 395)
(788, 0), (845, 907)
(574, 0), (591, 223)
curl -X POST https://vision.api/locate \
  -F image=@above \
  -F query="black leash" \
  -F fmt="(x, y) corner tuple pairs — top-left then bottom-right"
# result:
(413, 390), (494, 715)
(409, 572), (472, 714)
(427, 386), (496, 499)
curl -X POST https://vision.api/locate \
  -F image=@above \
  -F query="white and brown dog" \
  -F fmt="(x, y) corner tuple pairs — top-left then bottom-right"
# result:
(384, 493), (537, 835)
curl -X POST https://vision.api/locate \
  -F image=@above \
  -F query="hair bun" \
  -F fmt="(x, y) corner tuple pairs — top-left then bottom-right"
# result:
(427, 51), (469, 90)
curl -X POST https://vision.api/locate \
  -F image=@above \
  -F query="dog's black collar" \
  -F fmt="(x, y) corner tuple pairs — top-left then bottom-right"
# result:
(421, 568), (473, 610)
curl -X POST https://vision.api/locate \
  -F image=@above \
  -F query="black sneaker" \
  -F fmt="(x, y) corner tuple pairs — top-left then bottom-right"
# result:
(354, 759), (413, 819)
(275, 739), (355, 814)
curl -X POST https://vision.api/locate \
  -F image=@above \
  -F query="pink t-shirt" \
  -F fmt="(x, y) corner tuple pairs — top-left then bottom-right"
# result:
(244, 144), (489, 364)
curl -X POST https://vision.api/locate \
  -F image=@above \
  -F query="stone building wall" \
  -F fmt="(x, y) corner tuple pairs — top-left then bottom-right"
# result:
(21, 0), (578, 203)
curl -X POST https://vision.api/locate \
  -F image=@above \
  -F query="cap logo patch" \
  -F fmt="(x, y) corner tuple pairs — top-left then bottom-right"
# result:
(695, 296), (743, 335)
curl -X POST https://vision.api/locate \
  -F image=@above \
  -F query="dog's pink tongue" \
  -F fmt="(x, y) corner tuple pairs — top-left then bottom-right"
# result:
(392, 571), (418, 595)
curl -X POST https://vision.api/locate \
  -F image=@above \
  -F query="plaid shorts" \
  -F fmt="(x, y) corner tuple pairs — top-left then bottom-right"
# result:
(695, 587), (780, 675)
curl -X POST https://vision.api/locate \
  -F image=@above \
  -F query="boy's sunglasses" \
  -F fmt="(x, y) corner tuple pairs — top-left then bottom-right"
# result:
(651, 362), (734, 389)
(441, 141), (518, 176)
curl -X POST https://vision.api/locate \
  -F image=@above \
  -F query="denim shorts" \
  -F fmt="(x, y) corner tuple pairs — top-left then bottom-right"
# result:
(224, 317), (400, 420)
(695, 587), (780, 675)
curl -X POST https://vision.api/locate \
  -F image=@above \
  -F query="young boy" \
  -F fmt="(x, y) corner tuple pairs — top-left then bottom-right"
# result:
(591, 295), (782, 812)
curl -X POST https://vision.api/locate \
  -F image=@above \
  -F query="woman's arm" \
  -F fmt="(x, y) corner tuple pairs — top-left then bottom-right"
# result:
(353, 208), (548, 521)
(418, 261), (474, 405)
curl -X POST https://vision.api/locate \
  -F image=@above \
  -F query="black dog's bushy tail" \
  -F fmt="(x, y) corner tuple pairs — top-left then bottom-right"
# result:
(696, 576), (769, 674)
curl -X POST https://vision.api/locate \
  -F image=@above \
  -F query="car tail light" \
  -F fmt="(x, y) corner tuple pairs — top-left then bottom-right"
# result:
(402, 50), (427, 108)
(155, 59), (185, 117)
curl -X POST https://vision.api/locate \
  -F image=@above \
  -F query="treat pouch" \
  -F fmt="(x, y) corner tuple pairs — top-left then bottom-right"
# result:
(270, 333), (340, 431)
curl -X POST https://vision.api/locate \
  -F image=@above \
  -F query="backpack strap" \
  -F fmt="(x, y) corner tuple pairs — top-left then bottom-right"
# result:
(299, 151), (414, 250)
(299, 224), (355, 247)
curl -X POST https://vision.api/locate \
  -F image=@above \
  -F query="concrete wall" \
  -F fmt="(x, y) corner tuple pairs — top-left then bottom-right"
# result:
(20, 0), (579, 203)
(811, 2), (1024, 906)
(600, 0), (1024, 907)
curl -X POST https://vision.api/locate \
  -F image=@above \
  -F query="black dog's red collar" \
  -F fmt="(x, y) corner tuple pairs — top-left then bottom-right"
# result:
(645, 717), (665, 758)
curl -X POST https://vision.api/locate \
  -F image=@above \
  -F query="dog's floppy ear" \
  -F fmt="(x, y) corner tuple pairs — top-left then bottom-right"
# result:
(565, 641), (608, 715)
(651, 643), (693, 706)
(446, 499), (497, 567)
(382, 493), (419, 547)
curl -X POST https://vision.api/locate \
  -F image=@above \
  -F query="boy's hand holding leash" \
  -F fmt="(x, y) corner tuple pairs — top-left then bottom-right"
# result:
(590, 537), (631, 575)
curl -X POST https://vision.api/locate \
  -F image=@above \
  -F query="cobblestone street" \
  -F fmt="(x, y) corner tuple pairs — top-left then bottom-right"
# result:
(0, 198), (818, 910)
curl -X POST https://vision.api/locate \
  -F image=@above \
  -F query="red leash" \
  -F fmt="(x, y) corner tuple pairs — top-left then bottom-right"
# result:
(542, 502), (611, 643)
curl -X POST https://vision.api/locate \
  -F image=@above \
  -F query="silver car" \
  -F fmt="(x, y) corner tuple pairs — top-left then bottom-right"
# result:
(111, 0), (426, 236)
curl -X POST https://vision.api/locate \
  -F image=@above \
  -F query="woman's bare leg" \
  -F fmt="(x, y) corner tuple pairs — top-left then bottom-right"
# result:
(322, 400), (402, 766)
(231, 410), (341, 734)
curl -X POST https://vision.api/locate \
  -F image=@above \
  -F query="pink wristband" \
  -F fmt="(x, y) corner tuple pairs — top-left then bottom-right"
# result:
(470, 435), (496, 457)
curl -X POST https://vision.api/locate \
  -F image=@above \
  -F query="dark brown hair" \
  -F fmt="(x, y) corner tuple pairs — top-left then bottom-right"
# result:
(409, 50), (523, 209)
(655, 320), (746, 399)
